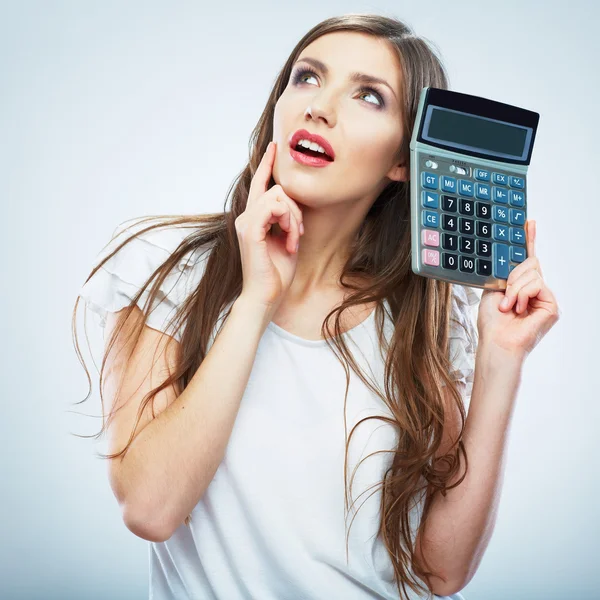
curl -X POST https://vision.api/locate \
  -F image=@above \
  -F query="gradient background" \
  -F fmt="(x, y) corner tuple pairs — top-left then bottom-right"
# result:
(1, 1), (597, 599)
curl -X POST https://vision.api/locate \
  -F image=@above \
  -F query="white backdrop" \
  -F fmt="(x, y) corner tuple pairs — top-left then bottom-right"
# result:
(1, 1), (596, 598)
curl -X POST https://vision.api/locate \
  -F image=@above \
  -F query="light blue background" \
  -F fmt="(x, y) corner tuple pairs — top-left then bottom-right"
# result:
(1, 1), (597, 598)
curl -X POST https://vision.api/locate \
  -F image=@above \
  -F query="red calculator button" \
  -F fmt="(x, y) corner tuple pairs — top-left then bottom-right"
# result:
(421, 229), (439, 247)
(422, 248), (440, 266)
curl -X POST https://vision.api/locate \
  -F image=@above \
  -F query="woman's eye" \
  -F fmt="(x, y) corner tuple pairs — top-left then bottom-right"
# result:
(292, 68), (384, 108)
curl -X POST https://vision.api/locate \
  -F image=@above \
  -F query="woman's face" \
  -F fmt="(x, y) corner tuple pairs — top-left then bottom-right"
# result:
(272, 31), (406, 207)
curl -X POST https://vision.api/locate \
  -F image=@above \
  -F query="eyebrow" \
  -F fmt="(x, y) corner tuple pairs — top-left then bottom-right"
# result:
(293, 57), (398, 100)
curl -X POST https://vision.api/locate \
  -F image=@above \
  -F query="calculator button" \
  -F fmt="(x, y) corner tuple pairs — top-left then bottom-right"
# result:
(425, 160), (438, 168)
(441, 176), (457, 193)
(459, 255), (476, 273)
(459, 237), (475, 254)
(422, 210), (439, 228)
(422, 172), (439, 189)
(422, 190), (439, 208)
(442, 213), (458, 231)
(459, 217), (475, 235)
(474, 169), (491, 181)
(510, 226), (526, 245)
(509, 208), (526, 226)
(458, 180), (474, 197)
(493, 187), (509, 203)
(441, 195), (458, 212)
(492, 173), (508, 185)
(493, 205), (509, 223)
(422, 248), (440, 266)
(476, 201), (491, 219)
(493, 223), (510, 241)
(442, 233), (458, 251)
(477, 259), (492, 276)
(476, 221), (491, 238)
(509, 176), (524, 189)
(509, 190), (525, 208)
(421, 229), (439, 247)
(493, 242), (510, 279)
(509, 264), (517, 274)
(510, 246), (527, 263)
(476, 239), (492, 257)
(459, 198), (475, 216)
(475, 183), (491, 200)
(442, 253), (459, 270)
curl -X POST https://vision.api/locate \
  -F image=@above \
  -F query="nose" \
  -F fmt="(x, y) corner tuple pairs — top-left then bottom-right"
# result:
(305, 99), (336, 127)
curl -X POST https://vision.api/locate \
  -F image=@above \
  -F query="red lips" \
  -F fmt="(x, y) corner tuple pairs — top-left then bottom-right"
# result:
(289, 129), (335, 161)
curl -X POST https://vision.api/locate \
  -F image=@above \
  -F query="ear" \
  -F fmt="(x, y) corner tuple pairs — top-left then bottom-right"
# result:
(386, 161), (409, 183)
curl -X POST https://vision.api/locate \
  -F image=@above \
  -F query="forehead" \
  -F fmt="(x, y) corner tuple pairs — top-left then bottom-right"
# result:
(296, 31), (402, 89)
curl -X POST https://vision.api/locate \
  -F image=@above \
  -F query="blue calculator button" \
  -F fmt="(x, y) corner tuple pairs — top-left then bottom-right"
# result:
(493, 223), (510, 241)
(422, 210), (439, 228)
(509, 176), (525, 189)
(509, 190), (525, 207)
(493, 242), (510, 279)
(421, 190), (439, 208)
(422, 172), (439, 189)
(492, 205), (509, 223)
(509, 208), (526, 226)
(475, 183), (491, 200)
(492, 172), (508, 185)
(510, 246), (527, 263)
(509, 263), (517, 274)
(458, 179), (474, 197)
(510, 226), (526, 245)
(474, 169), (491, 181)
(493, 187), (509, 203)
(441, 175), (457, 193)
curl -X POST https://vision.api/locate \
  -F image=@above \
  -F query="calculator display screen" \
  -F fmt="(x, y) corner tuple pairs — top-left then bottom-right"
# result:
(422, 106), (533, 161)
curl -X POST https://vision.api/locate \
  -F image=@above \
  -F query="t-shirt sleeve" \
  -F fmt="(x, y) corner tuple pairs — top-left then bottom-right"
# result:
(445, 284), (481, 409)
(78, 216), (213, 344)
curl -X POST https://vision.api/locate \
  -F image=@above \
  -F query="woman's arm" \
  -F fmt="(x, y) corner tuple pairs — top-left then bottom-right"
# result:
(414, 342), (524, 596)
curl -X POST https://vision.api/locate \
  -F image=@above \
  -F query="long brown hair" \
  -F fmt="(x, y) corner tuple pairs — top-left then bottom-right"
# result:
(72, 13), (476, 600)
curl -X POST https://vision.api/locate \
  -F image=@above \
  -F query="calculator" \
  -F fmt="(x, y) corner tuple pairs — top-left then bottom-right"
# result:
(409, 87), (540, 290)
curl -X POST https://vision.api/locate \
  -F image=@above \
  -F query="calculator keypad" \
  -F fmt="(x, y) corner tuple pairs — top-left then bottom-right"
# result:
(419, 161), (527, 281)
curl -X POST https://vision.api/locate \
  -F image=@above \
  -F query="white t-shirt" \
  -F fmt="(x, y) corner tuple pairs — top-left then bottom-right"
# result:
(79, 217), (479, 600)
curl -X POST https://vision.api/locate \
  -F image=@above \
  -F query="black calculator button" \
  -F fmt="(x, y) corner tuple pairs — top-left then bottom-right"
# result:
(442, 233), (458, 251)
(476, 239), (492, 257)
(459, 236), (475, 254)
(459, 199), (475, 216)
(476, 259), (492, 277)
(442, 253), (459, 270)
(441, 195), (458, 212)
(476, 221), (491, 238)
(458, 218), (474, 235)
(459, 255), (476, 273)
(476, 201), (491, 219)
(441, 213), (458, 231)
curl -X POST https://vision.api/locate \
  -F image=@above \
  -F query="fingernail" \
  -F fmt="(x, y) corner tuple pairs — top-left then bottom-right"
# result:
(296, 241), (300, 252)
(300, 222), (304, 235)
(500, 297), (510, 309)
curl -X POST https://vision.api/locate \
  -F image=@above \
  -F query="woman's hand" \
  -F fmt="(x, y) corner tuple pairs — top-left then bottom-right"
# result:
(234, 141), (304, 311)
(476, 220), (561, 360)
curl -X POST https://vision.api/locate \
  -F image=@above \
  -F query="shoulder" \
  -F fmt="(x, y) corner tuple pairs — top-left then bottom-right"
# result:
(79, 216), (216, 341)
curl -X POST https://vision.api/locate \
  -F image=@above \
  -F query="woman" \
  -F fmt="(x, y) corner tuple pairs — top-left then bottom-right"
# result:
(74, 13), (560, 600)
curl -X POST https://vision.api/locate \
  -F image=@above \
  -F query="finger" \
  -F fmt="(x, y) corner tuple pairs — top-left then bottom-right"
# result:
(515, 277), (543, 314)
(501, 268), (540, 311)
(262, 193), (299, 254)
(266, 185), (304, 236)
(526, 219), (536, 259)
(248, 141), (276, 204)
